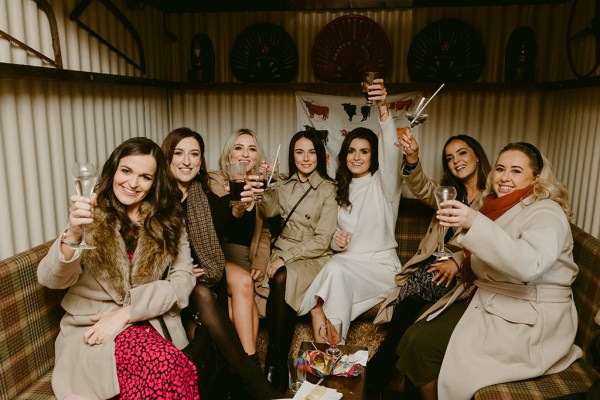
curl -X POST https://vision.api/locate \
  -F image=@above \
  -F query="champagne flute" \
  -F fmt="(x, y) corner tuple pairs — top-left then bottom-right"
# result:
(361, 71), (380, 106)
(433, 186), (457, 260)
(71, 162), (98, 250)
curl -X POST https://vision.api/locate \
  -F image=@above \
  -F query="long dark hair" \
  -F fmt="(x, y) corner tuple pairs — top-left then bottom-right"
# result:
(440, 135), (491, 202)
(286, 130), (332, 181)
(335, 128), (379, 208)
(161, 127), (210, 192)
(95, 137), (183, 257)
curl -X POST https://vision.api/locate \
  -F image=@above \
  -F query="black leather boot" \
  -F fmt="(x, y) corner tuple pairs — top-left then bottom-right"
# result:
(264, 345), (289, 393)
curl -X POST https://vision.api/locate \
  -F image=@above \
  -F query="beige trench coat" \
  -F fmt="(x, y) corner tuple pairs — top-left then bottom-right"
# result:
(374, 161), (475, 323)
(258, 171), (337, 311)
(208, 171), (271, 275)
(428, 198), (581, 399)
(37, 212), (195, 400)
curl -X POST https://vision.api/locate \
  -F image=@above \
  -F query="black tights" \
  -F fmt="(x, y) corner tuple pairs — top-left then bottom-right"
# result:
(185, 282), (278, 400)
(266, 267), (297, 359)
(366, 295), (432, 392)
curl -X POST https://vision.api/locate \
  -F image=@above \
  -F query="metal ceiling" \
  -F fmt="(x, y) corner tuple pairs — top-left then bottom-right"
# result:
(133, 0), (569, 13)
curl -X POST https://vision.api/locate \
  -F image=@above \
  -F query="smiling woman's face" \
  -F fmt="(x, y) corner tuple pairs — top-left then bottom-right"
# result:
(492, 150), (536, 197)
(294, 137), (317, 180)
(229, 134), (258, 173)
(112, 154), (156, 215)
(444, 139), (479, 183)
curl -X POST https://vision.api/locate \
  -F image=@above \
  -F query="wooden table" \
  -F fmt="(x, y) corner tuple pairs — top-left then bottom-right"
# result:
(285, 342), (367, 399)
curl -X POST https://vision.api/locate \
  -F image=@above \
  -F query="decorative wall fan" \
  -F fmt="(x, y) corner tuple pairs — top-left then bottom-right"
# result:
(230, 22), (298, 82)
(407, 18), (485, 82)
(311, 14), (392, 83)
(567, 0), (600, 78)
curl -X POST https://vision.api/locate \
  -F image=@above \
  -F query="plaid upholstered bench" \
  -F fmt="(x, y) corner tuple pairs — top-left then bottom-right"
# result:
(0, 240), (63, 400)
(2, 198), (598, 399)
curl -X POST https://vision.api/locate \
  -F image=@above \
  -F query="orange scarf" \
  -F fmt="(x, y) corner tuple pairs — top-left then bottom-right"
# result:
(461, 185), (534, 287)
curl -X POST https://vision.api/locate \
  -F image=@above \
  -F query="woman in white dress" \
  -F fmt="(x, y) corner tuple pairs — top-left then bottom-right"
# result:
(298, 79), (402, 342)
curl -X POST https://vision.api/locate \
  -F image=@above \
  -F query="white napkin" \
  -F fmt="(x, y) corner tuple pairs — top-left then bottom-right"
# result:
(339, 350), (368, 367)
(291, 381), (342, 400)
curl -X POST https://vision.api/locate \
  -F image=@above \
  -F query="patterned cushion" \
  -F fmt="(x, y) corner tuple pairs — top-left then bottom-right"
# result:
(475, 225), (600, 399)
(474, 360), (598, 400)
(0, 241), (62, 400)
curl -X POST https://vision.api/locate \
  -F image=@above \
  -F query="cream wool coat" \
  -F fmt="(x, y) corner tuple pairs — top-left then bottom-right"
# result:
(37, 209), (196, 400)
(428, 198), (582, 399)
(374, 161), (473, 323)
(259, 171), (337, 311)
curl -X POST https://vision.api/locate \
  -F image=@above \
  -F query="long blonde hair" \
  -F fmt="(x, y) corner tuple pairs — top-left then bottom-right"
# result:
(483, 142), (572, 219)
(217, 128), (264, 178)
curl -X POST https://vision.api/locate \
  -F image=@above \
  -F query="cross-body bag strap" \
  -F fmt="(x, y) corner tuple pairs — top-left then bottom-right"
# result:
(271, 185), (314, 248)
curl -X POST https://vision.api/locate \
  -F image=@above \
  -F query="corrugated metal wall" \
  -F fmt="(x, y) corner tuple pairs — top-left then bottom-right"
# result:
(1, 0), (599, 259)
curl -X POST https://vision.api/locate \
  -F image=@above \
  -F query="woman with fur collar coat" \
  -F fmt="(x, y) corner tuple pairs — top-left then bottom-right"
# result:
(38, 138), (197, 400)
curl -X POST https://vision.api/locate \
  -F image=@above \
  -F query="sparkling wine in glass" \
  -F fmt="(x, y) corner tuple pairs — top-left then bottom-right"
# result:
(433, 186), (457, 260)
(361, 71), (380, 106)
(71, 162), (98, 250)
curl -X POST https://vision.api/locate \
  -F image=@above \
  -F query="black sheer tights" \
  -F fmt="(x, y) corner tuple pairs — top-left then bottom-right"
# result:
(266, 267), (297, 357)
(185, 283), (278, 400)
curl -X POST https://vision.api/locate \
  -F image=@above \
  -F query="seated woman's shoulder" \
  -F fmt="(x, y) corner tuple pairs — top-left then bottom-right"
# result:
(208, 171), (227, 195)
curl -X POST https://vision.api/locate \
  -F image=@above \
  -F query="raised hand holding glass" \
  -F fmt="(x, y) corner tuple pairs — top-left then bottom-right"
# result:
(71, 162), (98, 250)
(433, 186), (457, 260)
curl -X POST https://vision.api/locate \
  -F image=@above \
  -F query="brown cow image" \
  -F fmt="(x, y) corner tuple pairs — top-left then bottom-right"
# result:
(389, 99), (413, 112)
(303, 100), (329, 120)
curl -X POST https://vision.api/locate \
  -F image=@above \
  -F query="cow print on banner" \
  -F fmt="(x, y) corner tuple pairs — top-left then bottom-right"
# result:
(296, 90), (420, 177)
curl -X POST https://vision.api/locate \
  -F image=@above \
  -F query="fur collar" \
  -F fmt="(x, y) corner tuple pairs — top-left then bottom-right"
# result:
(81, 206), (175, 296)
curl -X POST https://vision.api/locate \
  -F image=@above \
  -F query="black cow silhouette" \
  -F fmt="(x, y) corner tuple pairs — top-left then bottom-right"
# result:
(360, 105), (371, 121)
(341, 103), (357, 122)
(303, 125), (329, 145)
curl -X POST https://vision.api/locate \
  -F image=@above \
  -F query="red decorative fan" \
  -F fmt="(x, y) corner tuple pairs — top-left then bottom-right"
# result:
(311, 14), (392, 83)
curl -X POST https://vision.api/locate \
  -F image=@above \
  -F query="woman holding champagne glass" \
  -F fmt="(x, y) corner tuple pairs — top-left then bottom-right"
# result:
(259, 129), (337, 392)
(366, 131), (491, 395)
(38, 137), (199, 399)
(298, 78), (402, 345)
(396, 142), (581, 400)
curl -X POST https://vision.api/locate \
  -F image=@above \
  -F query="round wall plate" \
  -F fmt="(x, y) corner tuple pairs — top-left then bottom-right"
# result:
(407, 18), (485, 82)
(230, 22), (298, 82)
(311, 14), (392, 83)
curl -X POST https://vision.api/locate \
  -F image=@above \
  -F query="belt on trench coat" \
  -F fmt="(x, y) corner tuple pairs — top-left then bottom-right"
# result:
(474, 279), (573, 303)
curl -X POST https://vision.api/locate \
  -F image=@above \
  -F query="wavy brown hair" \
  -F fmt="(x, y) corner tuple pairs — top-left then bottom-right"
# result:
(441, 135), (491, 205)
(335, 128), (379, 209)
(95, 137), (183, 257)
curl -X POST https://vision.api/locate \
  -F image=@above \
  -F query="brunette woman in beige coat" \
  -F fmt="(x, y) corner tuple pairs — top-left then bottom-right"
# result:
(38, 138), (198, 399)
(396, 142), (581, 400)
(367, 133), (491, 394)
(259, 130), (337, 392)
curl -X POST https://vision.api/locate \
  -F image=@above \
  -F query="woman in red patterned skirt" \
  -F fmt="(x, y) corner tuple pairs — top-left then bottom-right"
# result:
(38, 137), (199, 399)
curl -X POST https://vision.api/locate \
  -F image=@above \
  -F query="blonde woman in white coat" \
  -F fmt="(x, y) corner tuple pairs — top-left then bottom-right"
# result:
(396, 142), (581, 400)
